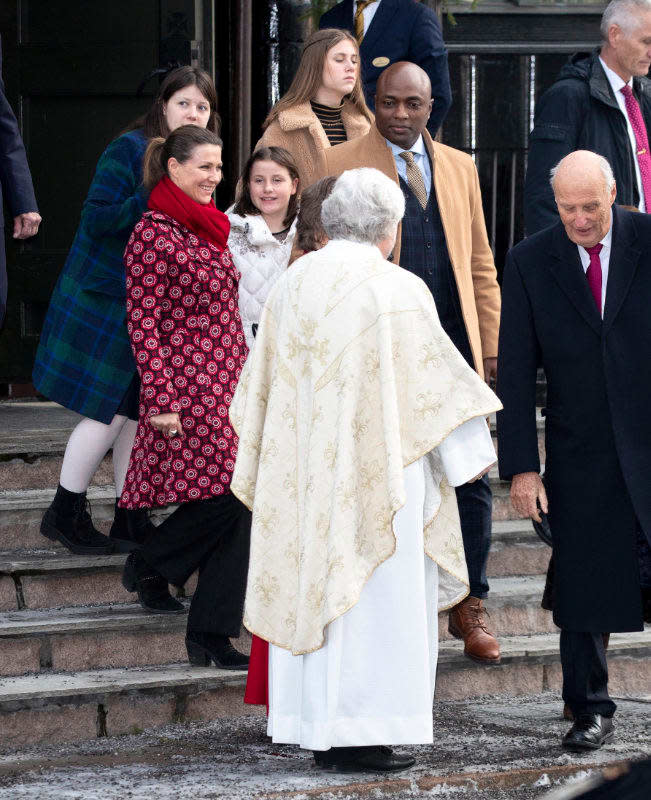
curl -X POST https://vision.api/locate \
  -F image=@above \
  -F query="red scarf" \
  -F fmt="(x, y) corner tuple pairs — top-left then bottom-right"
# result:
(148, 175), (230, 248)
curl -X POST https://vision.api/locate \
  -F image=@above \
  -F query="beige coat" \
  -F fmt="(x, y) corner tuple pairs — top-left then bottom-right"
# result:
(257, 101), (371, 190)
(318, 125), (501, 377)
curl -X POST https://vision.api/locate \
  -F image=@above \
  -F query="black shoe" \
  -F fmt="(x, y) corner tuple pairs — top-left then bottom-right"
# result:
(122, 551), (184, 614)
(109, 500), (156, 553)
(562, 714), (614, 751)
(185, 632), (249, 670)
(314, 746), (415, 773)
(41, 485), (114, 555)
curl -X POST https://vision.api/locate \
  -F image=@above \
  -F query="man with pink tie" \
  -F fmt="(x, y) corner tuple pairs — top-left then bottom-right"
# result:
(498, 150), (651, 752)
(525, 0), (651, 234)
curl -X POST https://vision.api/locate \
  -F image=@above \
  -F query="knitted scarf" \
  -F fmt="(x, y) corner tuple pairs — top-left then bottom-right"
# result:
(148, 175), (230, 248)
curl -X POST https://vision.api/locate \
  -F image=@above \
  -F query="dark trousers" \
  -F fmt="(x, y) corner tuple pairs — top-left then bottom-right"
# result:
(143, 492), (251, 637)
(455, 473), (492, 598)
(560, 630), (617, 718)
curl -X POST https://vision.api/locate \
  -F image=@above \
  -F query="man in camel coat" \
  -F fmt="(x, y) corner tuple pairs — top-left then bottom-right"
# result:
(316, 62), (502, 665)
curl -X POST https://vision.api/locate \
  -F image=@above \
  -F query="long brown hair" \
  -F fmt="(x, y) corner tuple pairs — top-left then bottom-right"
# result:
(295, 175), (336, 253)
(263, 29), (372, 129)
(233, 146), (301, 227)
(125, 66), (220, 139)
(142, 125), (223, 191)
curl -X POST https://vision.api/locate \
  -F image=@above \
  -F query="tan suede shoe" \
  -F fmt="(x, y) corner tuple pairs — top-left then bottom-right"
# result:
(448, 596), (501, 664)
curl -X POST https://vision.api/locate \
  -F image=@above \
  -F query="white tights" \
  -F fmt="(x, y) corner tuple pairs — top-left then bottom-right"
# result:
(59, 415), (138, 496)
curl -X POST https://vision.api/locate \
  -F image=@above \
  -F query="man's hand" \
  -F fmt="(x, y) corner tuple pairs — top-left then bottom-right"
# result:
(511, 471), (548, 523)
(483, 357), (497, 385)
(149, 412), (183, 438)
(13, 212), (42, 239)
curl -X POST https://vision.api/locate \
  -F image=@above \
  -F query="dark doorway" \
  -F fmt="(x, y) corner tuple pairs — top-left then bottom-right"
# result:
(0, 0), (220, 384)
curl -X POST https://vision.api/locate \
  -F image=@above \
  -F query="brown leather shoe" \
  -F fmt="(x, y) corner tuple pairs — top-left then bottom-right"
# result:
(448, 596), (500, 664)
(562, 634), (610, 721)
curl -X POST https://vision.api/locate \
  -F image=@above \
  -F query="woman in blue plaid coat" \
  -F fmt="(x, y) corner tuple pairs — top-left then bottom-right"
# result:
(33, 66), (220, 556)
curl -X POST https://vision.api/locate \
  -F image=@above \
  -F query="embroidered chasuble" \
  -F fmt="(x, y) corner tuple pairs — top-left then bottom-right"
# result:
(229, 240), (502, 655)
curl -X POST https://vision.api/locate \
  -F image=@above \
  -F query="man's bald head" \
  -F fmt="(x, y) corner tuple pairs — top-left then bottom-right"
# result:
(376, 62), (432, 98)
(375, 61), (433, 149)
(551, 151), (617, 248)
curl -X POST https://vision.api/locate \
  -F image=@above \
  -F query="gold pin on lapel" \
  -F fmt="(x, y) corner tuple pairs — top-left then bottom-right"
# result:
(372, 56), (390, 68)
(638, 148), (647, 155)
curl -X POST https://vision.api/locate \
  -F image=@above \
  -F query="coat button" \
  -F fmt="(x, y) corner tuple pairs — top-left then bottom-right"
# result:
(426, 242), (432, 249)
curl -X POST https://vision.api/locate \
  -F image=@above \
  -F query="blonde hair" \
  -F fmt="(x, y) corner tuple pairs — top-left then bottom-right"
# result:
(263, 28), (373, 129)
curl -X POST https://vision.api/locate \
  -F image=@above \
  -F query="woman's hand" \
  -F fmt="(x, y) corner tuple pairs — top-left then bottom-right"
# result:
(149, 412), (183, 438)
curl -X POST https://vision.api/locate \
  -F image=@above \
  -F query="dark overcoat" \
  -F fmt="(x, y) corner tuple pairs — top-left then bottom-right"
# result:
(32, 130), (148, 422)
(319, 0), (451, 135)
(0, 36), (39, 323)
(497, 206), (649, 634)
(524, 51), (651, 235)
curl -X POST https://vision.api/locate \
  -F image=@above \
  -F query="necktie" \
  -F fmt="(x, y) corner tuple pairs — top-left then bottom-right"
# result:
(620, 84), (651, 209)
(584, 243), (603, 314)
(354, 0), (377, 44)
(399, 151), (428, 209)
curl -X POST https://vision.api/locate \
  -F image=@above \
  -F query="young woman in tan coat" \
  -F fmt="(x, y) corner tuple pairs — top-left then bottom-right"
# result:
(257, 28), (373, 189)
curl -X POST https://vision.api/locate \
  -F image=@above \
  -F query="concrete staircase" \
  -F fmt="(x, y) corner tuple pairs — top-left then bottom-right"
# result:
(0, 402), (649, 749)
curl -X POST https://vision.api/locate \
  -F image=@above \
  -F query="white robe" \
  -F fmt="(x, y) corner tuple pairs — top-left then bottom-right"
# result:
(267, 415), (495, 750)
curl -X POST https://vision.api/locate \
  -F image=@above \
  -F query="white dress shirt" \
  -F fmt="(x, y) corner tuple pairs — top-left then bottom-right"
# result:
(386, 134), (432, 199)
(577, 218), (612, 317)
(599, 57), (645, 212)
(356, 0), (381, 38)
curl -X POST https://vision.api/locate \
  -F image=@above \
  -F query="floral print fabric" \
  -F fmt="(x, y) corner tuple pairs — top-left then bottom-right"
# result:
(120, 210), (247, 509)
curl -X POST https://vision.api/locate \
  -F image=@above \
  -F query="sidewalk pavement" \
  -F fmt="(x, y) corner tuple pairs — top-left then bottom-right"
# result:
(0, 693), (648, 799)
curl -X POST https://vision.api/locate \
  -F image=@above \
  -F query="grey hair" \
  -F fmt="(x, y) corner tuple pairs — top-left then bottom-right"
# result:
(320, 168), (406, 245)
(601, 0), (651, 38)
(549, 153), (616, 192)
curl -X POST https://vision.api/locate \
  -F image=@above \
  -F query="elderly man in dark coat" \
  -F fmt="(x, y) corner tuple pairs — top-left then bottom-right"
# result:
(0, 35), (40, 323)
(497, 150), (651, 752)
(524, 0), (651, 235)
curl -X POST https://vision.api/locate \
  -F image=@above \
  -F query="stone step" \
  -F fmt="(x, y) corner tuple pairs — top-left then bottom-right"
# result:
(0, 486), (170, 553)
(0, 475), (530, 557)
(0, 576), (564, 677)
(1, 630), (648, 749)
(0, 520), (549, 612)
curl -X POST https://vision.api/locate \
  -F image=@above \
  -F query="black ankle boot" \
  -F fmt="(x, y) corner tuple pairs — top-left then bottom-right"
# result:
(109, 500), (156, 553)
(122, 550), (184, 614)
(185, 631), (249, 670)
(41, 485), (114, 555)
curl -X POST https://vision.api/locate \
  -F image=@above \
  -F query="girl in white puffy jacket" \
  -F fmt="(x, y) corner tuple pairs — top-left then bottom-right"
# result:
(227, 146), (300, 349)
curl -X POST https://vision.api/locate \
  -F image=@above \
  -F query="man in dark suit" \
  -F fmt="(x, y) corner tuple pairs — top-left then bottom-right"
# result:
(0, 35), (41, 324)
(498, 150), (651, 751)
(524, 0), (651, 234)
(319, 0), (452, 135)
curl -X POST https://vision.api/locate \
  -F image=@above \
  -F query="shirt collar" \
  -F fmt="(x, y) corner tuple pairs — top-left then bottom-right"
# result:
(599, 56), (633, 94)
(385, 134), (426, 160)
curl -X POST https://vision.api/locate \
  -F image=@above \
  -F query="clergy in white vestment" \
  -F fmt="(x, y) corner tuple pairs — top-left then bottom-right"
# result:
(229, 168), (502, 773)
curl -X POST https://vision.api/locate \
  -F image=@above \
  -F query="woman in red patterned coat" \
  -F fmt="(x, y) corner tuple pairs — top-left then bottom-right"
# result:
(120, 125), (250, 669)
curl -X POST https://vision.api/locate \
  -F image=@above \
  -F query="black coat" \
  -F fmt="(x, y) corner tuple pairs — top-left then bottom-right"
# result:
(524, 51), (651, 235)
(0, 36), (38, 322)
(319, 0), (452, 135)
(497, 206), (648, 634)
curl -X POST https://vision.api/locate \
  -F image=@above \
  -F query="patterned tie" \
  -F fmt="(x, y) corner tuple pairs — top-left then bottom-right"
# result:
(399, 151), (428, 210)
(620, 84), (651, 210)
(584, 243), (603, 315)
(354, 0), (377, 44)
